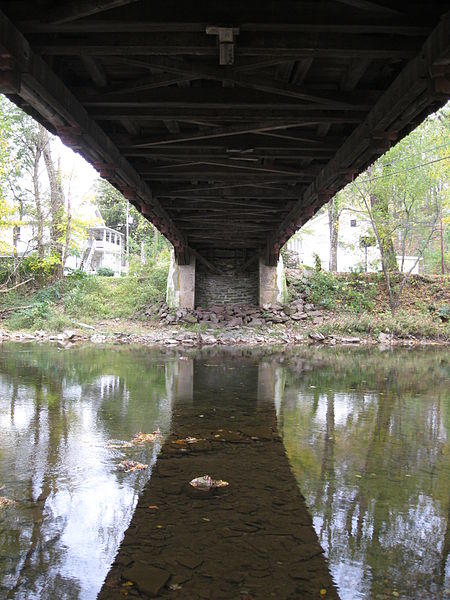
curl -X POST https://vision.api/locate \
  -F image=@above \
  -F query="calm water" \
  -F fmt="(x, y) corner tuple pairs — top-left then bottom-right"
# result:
(0, 343), (448, 599)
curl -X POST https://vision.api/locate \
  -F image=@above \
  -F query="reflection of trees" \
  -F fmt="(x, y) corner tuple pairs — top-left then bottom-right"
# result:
(280, 348), (449, 600)
(0, 343), (171, 599)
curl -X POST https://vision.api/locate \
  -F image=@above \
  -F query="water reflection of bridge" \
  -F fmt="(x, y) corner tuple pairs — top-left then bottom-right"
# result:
(101, 350), (339, 599)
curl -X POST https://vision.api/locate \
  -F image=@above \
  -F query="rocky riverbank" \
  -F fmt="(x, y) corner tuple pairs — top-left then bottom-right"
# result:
(1, 304), (447, 349)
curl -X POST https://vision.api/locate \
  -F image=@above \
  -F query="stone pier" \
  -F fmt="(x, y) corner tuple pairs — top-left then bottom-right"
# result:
(167, 250), (287, 309)
(166, 251), (196, 310)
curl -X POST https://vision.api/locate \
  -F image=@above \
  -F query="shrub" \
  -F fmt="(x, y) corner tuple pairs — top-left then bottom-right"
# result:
(289, 270), (377, 313)
(97, 267), (115, 277)
(6, 301), (51, 330)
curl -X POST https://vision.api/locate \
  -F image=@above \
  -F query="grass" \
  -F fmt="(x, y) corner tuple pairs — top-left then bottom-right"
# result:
(1, 253), (169, 332)
(315, 310), (449, 340)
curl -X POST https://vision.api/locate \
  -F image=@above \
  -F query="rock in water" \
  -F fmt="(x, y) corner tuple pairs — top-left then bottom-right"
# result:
(123, 563), (171, 597)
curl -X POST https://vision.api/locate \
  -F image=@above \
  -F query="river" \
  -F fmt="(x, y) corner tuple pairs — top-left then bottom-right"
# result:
(0, 343), (448, 599)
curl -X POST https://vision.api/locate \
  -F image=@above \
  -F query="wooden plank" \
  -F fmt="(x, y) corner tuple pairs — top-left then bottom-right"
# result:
(19, 19), (433, 36)
(88, 106), (366, 123)
(29, 31), (419, 59)
(46, 0), (141, 25)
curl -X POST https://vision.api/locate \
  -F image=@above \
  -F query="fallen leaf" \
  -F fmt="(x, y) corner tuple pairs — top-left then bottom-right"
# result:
(0, 497), (17, 508)
(117, 460), (148, 473)
(132, 430), (161, 445)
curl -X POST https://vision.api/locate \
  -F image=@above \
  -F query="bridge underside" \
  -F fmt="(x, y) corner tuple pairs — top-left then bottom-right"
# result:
(0, 1), (449, 304)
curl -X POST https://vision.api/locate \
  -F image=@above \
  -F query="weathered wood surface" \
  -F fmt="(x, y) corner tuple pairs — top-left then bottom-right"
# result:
(0, 1), (448, 263)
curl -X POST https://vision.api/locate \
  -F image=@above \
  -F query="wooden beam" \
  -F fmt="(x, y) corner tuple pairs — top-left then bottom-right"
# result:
(102, 56), (374, 109)
(144, 174), (314, 183)
(100, 72), (199, 95)
(121, 121), (344, 148)
(29, 31), (419, 59)
(155, 186), (304, 199)
(267, 10), (450, 253)
(19, 19), (433, 36)
(291, 58), (314, 85)
(0, 8), (187, 252)
(81, 56), (108, 87)
(163, 120), (180, 134)
(340, 57), (371, 91)
(149, 159), (318, 177)
(46, 0), (141, 25)
(333, 0), (405, 16)
(88, 106), (366, 123)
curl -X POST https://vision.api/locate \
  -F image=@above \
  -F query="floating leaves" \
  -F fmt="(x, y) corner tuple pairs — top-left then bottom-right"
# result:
(106, 440), (133, 449)
(107, 430), (161, 451)
(118, 460), (148, 473)
(132, 430), (161, 445)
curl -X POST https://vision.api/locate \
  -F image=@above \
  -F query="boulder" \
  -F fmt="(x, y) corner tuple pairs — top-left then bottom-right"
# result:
(227, 317), (243, 326)
(201, 334), (217, 345)
(378, 331), (392, 345)
(90, 333), (106, 344)
(291, 313), (308, 321)
(250, 318), (264, 327)
(182, 314), (198, 324)
(309, 331), (326, 342)
(122, 563), (170, 597)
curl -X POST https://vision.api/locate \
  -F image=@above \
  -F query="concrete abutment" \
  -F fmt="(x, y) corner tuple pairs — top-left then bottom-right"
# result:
(166, 250), (287, 308)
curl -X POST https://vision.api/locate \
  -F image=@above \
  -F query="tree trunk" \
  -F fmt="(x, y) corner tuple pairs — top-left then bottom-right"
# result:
(328, 197), (339, 272)
(62, 184), (72, 271)
(39, 125), (65, 278)
(33, 131), (45, 259)
(370, 191), (397, 272)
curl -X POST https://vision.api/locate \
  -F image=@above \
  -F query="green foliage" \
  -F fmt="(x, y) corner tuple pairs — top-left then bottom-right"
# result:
(313, 253), (322, 272)
(2, 248), (170, 330)
(108, 252), (170, 318)
(62, 276), (111, 319)
(316, 309), (449, 339)
(22, 253), (61, 278)
(97, 266), (115, 277)
(291, 270), (377, 313)
(438, 305), (450, 322)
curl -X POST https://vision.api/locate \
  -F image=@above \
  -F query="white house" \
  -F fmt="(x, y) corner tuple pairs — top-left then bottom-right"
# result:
(75, 225), (127, 275)
(0, 206), (128, 276)
(287, 210), (422, 274)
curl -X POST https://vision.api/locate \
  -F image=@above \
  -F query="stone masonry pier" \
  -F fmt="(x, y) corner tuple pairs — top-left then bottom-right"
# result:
(166, 251), (287, 309)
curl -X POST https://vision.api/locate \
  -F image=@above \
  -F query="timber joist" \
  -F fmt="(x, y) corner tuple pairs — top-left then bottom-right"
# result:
(0, 1), (448, 265)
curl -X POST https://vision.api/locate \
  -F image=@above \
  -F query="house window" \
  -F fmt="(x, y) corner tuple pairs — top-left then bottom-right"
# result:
(350, 219), (357, 227)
